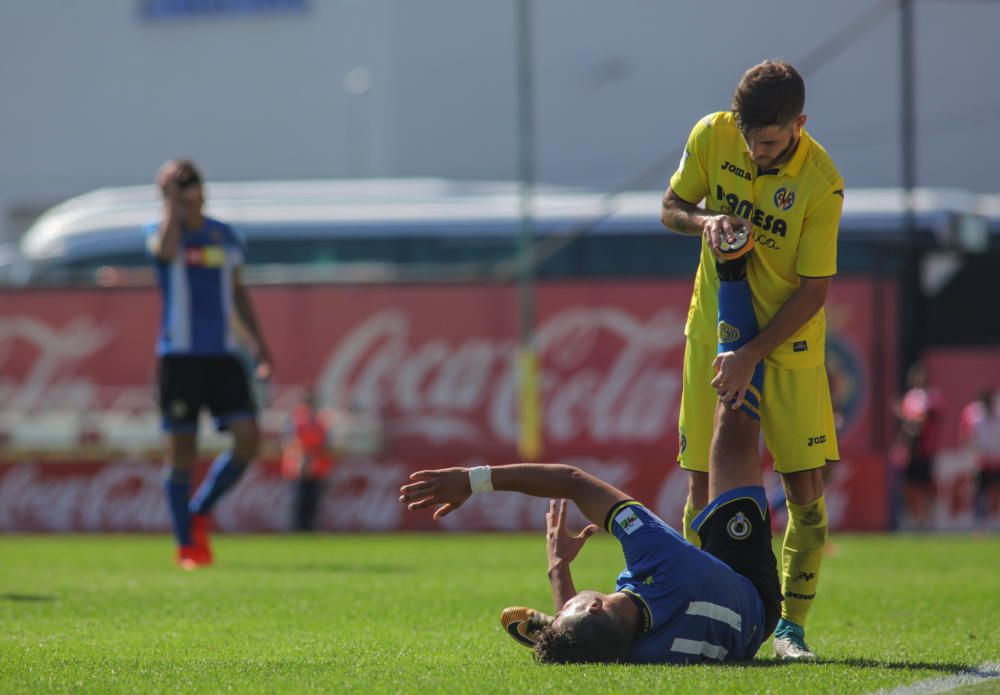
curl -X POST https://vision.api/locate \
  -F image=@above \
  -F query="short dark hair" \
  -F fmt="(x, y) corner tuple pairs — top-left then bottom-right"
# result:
(533, 612), (633, 664)
(157, 158), (203, 195)
(731, 60), (805, 133)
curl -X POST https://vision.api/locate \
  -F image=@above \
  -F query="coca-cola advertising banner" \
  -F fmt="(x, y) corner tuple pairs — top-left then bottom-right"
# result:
(0, 280), (895, 532)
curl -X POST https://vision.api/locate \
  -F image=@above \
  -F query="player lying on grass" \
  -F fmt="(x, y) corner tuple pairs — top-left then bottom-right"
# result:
(400, 459), (779, 664)
(400, 242), (782, 664)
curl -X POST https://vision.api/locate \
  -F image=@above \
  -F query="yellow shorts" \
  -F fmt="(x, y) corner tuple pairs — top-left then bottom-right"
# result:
(677, 338), (839, 474)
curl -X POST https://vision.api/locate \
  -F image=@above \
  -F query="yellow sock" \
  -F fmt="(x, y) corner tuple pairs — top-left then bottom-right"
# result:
(682, 498), (704, 548)
(781, 496), (828, 627)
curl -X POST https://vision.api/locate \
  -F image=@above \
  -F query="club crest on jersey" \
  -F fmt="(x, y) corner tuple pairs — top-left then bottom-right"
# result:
(774, 187), (796, 211)
(718, 321), (740, 344)
(727, 511), (752, 540)
(615, 507), (644, 535)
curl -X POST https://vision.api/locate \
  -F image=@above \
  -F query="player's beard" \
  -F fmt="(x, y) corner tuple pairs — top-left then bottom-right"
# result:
(756, 133), (800, 170)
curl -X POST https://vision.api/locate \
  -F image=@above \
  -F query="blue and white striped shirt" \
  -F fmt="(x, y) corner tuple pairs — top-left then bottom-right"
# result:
(145, 217), (246, 356)
(605, 501), (767, 664)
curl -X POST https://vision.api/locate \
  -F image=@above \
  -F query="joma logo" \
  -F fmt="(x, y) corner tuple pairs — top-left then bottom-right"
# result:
(720, 160), (752, 181)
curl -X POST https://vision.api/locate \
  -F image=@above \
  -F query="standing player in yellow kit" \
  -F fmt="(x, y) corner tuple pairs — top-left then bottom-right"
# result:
(660, 60), (844, 660)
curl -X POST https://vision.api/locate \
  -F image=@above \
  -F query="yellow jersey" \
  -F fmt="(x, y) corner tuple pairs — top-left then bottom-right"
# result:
(669, 111), (844, 369)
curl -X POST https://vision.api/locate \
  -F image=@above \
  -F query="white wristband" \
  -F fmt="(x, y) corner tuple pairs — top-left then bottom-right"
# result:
(468, 466), (493, 493)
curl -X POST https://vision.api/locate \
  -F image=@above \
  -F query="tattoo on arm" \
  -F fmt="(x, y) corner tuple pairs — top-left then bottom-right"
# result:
(660, 189), (707, 236)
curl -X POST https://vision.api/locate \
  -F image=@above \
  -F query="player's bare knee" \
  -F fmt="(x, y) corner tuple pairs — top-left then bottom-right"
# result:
(782, 468), (825, 506)
(236, 437), (259, 461)
(232, 422), (260, 460)
(714, 406), (759, 455)
(165, 433), (197, 470)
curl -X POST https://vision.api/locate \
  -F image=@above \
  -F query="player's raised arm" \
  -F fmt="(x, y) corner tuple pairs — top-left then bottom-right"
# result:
(398, 463), (629, 526)
(149, 161), (186, 262)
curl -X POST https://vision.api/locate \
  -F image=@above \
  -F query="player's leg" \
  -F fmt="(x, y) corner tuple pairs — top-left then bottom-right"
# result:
(973, 467), (987, 524)
(189, 418), (258, 514)
(189, 355), (260, 557)
(683, 472), (708, 546)
(779, 467), (826, 632)
(989, 470), (1000, 519)
(708, 404), (763, 497)
(164, 432), (198, 567)
(683, 238), (764, 543)
(693, 260), (780, 647)
(763, 366), (836, 660)
(678, 339), (715, 546)
(707, 247), (765, 498)
(295, 477), (322, 532)
(913, 458), (934, 528)
(156, 356), (205, 568)
(692, 416), (782, 650)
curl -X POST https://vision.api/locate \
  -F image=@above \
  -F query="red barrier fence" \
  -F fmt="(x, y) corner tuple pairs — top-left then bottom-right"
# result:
(0, 279), (898, 531)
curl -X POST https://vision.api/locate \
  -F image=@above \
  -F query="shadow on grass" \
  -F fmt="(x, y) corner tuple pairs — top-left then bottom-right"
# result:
(738, 657), (973, 673)
(0, 593), (56, 602)
(226, 562), (413, 575)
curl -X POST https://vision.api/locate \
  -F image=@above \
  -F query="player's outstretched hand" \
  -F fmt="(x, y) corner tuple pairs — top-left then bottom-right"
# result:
(546, 498), (599, 572)
(399, 468), (472, 520)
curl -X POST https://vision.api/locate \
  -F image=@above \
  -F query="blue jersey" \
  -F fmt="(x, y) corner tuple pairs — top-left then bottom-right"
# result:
(145, 217), (246, 356)
(605, 500), (767, 664)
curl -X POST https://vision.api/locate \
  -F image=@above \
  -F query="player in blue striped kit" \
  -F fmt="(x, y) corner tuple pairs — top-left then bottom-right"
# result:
(146, 159), (273, 569)
(399, 237), (781, 663)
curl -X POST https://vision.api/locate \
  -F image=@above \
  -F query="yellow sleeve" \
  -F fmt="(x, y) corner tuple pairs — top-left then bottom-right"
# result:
(796, 186), (843, 277)
(668, 115), (713, 204)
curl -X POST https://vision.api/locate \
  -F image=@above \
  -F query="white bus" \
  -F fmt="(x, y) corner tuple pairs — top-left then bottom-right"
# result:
(13, 178), (997, 286)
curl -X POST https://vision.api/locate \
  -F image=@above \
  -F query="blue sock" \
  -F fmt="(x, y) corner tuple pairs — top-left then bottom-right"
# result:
(718, 279), (765, 419)
(189, 450), (248, 515)
(164, 468), (192, 547)
(718, 279), (759, 351)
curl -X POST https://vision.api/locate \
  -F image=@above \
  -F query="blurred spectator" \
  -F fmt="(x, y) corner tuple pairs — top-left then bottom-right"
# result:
(959, 388), (1000, 525)
(281, 389), (335, 532)
(891, 363), (943, 530)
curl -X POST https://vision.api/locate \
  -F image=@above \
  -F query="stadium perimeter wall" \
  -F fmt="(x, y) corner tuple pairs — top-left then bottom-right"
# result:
(0, 279), (900, 532)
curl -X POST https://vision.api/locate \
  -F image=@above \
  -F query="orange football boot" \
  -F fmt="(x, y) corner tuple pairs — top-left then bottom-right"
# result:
(190, 514), (214, 566)
(176, 545), (204, 570)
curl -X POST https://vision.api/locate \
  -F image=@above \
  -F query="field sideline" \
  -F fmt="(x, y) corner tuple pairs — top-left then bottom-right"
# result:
(1, 533), (997, 694)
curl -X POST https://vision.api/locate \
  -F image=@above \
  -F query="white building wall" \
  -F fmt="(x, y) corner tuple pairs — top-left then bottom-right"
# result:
(0, 0), (997, 244)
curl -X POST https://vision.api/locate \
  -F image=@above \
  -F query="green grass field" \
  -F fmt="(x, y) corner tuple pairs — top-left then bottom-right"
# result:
(0, 533), (997, 694)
